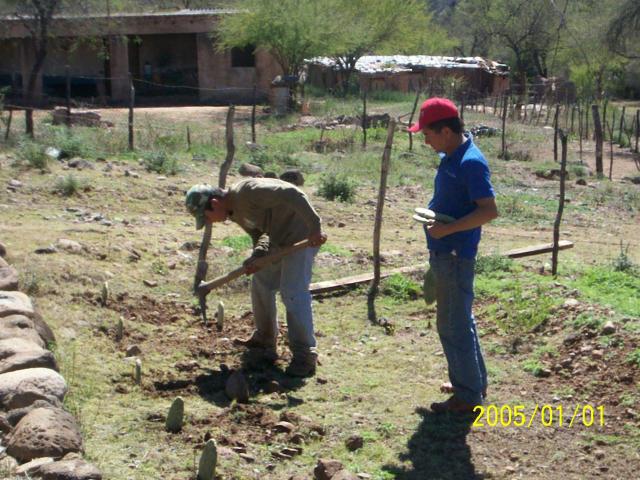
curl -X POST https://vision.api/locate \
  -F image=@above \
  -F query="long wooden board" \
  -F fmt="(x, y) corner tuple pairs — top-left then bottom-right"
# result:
(310, 265), (422, 295)
(310, 240), (574, 295)
(504, 240), (574, 259)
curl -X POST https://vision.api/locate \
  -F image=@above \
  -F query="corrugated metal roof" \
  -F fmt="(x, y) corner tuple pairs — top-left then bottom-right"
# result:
(309, 55), (508, 74)
(1, 9), (235, 21)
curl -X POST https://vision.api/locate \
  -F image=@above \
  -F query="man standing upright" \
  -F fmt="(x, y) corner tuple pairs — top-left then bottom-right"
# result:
(408, 97), (498, 412)
(185, 178), (327, 377)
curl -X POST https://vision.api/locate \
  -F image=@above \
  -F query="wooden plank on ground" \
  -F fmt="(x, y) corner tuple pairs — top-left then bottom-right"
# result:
(311, 240), (574, 295)
(310, 265), (422, 295)
(504, 240), (574, 259)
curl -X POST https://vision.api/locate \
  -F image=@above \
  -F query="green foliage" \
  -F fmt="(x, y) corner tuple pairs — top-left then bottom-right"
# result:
(54, 174), (84, 197)
(572, 266), (640, 317)
(612, 242), (637, 274)
(627, 349), (640, 368)
(475, 254), (514, 275)
(382, 274), (421, 301)
(17, 140), (48, 170)
(216, 0), (331, 77)
(317, 173), (357, 202)
(319, 242), (351, 257)
(522, 358), (545, 376)
(571, 313), (605, 330)
(142, 151), (180, 175)
(221, 235), (253, 251)
(49, 127), (95, 158)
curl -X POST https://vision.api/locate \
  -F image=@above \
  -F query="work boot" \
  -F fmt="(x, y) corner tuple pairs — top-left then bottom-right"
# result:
(285, 352), (317, 377)
(430, 396), (478, 414)
(235, 331), (278, 366)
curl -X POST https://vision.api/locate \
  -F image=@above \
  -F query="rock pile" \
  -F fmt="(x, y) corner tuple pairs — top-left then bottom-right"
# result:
(0, 247), (102, 479)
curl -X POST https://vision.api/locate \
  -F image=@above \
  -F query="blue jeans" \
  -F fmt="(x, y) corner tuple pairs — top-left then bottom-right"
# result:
(429, 251), (487, 405)
(251, 247), (319, 358)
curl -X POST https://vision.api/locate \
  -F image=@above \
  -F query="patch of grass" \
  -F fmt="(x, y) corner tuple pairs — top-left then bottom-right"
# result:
(476, 254), (514, 275)
(522, 358), (545, 376)
(317, 173), (357, 202)
(320, 242), (351, 256)
(571, 313), (605, 330)
(382, 274), (421, 301)
(567, 162), (588, 178)
(54, 174), (85, 197)
(572, 266), (640, 317)
(52, 128), (95, 158)
(17, 139), (48, 170)
(221, 235), (253, 251)
(627, 348), (640, 368)
(612, 242), (637, 274)
(142, 150), (180, 175)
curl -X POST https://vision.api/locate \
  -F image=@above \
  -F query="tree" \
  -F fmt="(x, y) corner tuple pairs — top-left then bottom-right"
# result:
(607, 0), (640, 60)
(326, 0), (454, 94)
(216, 0), (330, 81)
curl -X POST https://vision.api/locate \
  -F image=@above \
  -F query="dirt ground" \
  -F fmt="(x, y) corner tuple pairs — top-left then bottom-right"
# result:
(1, 104), (638, 479)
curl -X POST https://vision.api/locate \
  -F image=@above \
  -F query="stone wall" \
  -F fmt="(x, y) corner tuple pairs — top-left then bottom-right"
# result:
(0, 245), (102, 480)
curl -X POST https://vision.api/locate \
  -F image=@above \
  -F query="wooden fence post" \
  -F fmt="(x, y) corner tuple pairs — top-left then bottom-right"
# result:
(553, 104), (560, 162)
(362, 90), (368, 149)
(408, 89), (420, 152)
(617, 106), (626, 146)
(500, 93), (509, 159)
(552, 129), (568, 277)
(65, 65), (71, 128)
(367, 119), (396, 325)
(251, 84), (257, 144)
(128, 73), (135, 151)
(605, 120), (614, 180)
(585, 102), (590, 140)
(636, 109), (640, 153)
(218, 105), (235, 189)
(592, 104), (603, 177)
(186, 126), (191, 151)
(3, 109), (12, 142)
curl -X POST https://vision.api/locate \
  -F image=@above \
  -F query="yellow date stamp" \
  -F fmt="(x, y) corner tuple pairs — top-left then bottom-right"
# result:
(472, 404), (605, 428)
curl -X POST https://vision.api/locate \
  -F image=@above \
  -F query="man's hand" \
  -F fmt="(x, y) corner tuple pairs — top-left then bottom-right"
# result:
(426, 221), (451, 240)
(308, 231), (328, 247)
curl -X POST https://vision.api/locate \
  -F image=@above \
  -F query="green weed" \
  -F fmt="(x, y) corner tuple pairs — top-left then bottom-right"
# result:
(17, 139), (48, 170)
(221, 235), (253, 251)
(382, 274), (421, 301)
(522, 358), (545, 376)
(627, 348), (640, 368)
(320, 242), (351, 256)
(572, 266), (640, 317)
(317, 173), (357, 202)
(571, 313), (605, 330)
(476, 254), (514, 275)
(54, 174), (84, 196)
(142, 150), (180, 175)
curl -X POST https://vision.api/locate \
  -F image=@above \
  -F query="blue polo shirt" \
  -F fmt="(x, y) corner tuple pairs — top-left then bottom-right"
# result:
(426, 135), (495, 258)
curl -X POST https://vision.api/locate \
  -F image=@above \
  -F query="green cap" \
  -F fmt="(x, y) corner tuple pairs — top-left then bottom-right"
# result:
(185, 184), (218, 230)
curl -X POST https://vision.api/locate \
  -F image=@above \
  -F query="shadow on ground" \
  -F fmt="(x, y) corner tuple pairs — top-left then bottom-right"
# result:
(383, 407), (486, 480)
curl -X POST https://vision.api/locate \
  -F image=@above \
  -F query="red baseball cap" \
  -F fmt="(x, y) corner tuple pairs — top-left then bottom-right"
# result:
(408, 97), (459, 133)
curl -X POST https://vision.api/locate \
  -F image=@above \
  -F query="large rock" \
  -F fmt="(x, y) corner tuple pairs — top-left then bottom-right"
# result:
(0, 368), (67, 409)
(0, 291), (34, 318)
(314, 458), (344, 480)
(0, 338), (57, 374)
(0, 264), (19, 290)
(0, 242), (6, 257)
(239, 163), (264, 178)
(7, 407), (84, 462)
(279, 169), (304, 186)
(6, 399), (61, 426)
(0, 314), (46, 347)
(32, 311), (57, 345)
(40, 458), (103, 480)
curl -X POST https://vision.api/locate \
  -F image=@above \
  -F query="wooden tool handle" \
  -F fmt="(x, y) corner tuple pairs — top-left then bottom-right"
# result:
(197, 238), (313, 295)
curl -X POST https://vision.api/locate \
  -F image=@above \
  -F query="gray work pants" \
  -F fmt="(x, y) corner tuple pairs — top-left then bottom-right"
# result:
(251, 247), (318, 357)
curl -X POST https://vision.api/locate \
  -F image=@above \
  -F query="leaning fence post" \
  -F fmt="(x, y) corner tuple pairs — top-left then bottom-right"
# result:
(578, 103), (583, 161)
(500, 93), (509, 159)
(552, 129), (568, 277)
(605, 119), (614, 180)
(219, 105), (235, 189)
(592, 104), (603, 177)
(408, 89), (420, 151)
(367, 119), (396, 325)
(186, 125), (191, 151)
(128, 73), (135, 151)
